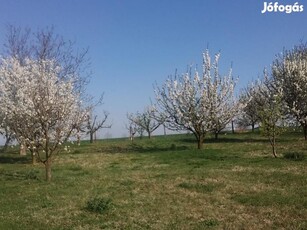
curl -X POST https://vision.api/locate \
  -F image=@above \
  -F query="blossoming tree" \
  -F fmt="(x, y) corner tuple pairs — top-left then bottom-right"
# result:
(155, 50), (241, 149)
(272, 43), (307, 140)
(254, 72), (286, 157)
(0, 57), (87, 181)
(127, 105), (163, 139)
(237, 82), (261, 132)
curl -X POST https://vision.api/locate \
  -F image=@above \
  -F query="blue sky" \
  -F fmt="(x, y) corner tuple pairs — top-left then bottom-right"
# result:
(0, 0), (306, 138)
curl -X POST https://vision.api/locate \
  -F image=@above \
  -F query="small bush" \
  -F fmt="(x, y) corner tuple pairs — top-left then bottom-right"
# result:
(170, 144), (177, 150)
(86, 197), (112, 214)
(199, 219), (219, 227)
(25, 169), (39, 180)
(283, 152), (305, 161)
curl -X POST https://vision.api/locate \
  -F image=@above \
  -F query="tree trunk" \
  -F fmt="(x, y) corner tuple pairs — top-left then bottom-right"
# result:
(2, 136), (12, 152)
(45, 158), (52, 182)
(77, 134), (81, 146)
(197, 138), (203, 149)
(272, 145), (277, 158)
(252, 123), (255, 132)
(148, 131), (151, 139)
(304, 124), (307, 141)
(196, 133), (204, 149)
(90, 132), (94, 143)
(271, 137), (277, 158)
(31, 150), (36, 165)
(19, 142), (26, 156)
(231, 120), (235, 134)
(215, 132), (218, 140)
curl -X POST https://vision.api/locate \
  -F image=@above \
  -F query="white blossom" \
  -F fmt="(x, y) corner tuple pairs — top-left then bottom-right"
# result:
(155, 49), (241, 148)
(0, 57), (88, 178)
(272, 43), (307, 140)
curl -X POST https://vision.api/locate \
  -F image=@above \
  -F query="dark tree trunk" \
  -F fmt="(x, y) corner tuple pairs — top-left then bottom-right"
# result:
(252, 123), (255, 132)
(147, 130), (151, 139)
(197, 133), (204, 149)
(215, 132), (219, 140)
(2, 136), (11, 152)
(77, 134), (81, 146)
(90, 132), (94, 143)
(197, 139), (203, 149)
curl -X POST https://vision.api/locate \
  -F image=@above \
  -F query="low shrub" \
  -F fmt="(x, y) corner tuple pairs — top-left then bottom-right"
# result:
(25, 169), (40, 180)
(86, 196), (112, 214)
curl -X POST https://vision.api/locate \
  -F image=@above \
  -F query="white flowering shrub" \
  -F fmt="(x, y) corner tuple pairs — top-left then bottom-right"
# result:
(0, 57), (87, 181)
(155, 50), (241, 149)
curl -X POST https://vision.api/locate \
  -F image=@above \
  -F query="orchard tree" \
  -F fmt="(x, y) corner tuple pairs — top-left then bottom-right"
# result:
(0, 57), (88, 181)
(0, 25), (91, 154)
(272, 43), (307, 140)
(2, 25), (90, 94)
(127, 105), (162, 139)
(85, 94), (111, 143)
(86, 111), (111, 143)
(237, 82), (261, 132)
(0, 105), (15, 151)
(206, 64), (241, 140)
(155, 49), (240, 149)
(255, 72), (286, 157)
(125, 114), (145, 141)
(126, 120), (138, 141)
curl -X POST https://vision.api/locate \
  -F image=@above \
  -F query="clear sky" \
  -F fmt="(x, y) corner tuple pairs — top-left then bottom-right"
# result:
(0, 0), (306, 139)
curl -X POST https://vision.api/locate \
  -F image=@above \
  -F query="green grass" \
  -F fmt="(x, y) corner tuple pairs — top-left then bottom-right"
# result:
(0, 131), (306, 229)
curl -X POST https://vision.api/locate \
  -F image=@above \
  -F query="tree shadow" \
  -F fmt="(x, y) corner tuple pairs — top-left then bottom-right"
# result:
(178, 136), (268, 144)
(0, 155), (30, 164)
(129, 143), (188, 154)
(94, 143), (189, 154)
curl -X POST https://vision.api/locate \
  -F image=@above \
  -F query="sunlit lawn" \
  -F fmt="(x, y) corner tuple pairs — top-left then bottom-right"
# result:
(0, 131), (306, 229)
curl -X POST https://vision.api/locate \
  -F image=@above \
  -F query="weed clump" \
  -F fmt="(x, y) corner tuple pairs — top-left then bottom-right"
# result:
(86, 196), (112, 214)
(25, 169), (40, 180)
(170, 144), (177, 150)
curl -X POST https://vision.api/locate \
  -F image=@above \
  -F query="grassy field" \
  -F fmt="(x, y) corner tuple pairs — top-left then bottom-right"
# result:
(0, 131), (306, 229)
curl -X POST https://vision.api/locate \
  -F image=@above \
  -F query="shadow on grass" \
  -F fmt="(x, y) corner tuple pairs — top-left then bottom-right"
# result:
(130, 144), (189, 154)
(178, 136), (267, 144)
(0, 168), (40, 181)
(92, 143), (189, 154)
(0, 155), (30, 164)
